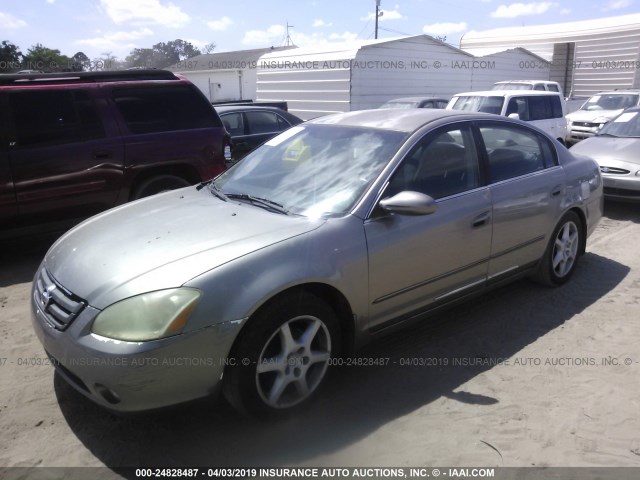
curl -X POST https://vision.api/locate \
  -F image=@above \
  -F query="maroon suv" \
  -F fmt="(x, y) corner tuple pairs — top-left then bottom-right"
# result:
(0, 70), (228, 239)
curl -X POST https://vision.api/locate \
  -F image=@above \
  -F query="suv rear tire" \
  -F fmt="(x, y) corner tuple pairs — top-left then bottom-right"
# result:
(132, 175), (191, 200)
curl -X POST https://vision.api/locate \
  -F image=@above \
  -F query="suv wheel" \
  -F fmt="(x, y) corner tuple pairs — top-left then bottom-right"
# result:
(132, 175), (191, 200)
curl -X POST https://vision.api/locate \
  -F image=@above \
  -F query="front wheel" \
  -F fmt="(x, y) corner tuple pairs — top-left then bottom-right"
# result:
(223, 292), (340, 418)
(534, 211), (582, 286)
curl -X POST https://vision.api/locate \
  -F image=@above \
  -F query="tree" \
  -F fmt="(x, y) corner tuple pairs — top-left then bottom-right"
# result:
(22, 43), (71, 72)
(70, 51), (90, 71)
(92, 52), (124, 71)
(125, 39), (202, 69)
(0, 40), (22, 72)
(203, 42), (216, 54)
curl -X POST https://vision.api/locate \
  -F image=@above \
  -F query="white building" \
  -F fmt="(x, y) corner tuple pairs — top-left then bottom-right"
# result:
(168, 47), (294, 102)
(255, 35), (550, 120)
(461, 13), (640, 97)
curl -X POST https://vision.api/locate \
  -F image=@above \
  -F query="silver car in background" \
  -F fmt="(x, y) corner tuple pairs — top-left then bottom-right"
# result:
(570, 106), (640, 201)
(31, 109), (603, 417)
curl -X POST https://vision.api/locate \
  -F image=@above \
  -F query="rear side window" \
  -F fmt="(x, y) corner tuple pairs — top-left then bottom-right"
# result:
(113, 85), (221, 134)
(220, 112), (245, 136)
(244, 111), (281, 135)
(479, 123), (555, 183)
(10, 90), (104, 147)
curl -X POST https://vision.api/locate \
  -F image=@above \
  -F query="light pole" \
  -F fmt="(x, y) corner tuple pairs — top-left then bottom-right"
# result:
(375, 0), (382, 39)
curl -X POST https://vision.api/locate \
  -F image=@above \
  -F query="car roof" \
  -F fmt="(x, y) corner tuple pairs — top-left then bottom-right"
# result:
(453, 90), (562, 97)
(0, 69), (179, 87)
(307, 108), (487, 133)
(214, 105), (288, 113)
(494, 80), (558, 84)
(589, 91), (640, 96)
(384, 96), (449, 102)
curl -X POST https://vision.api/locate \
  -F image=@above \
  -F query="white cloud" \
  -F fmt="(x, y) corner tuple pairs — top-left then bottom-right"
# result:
(207, 16), (233, 31)
(0, 11), (27, 29)
(242, 25), (286, 46)
(490, 2), (553, 18)
(313, 19), (333, 28)
(328, 32), (359, 42)
(423, 22), (468, 36)
(361, 9), (405, 21)
(46, 0), (56, 4)
(100, 0), (189, 27)
(602, 0), (632, 10)
(560, 7), (571, 14)
(75, 28), (153, 49)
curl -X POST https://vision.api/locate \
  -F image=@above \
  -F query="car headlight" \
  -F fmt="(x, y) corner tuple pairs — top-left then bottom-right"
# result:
(92, 288), (202, 341)
(593, 117), (610, 129)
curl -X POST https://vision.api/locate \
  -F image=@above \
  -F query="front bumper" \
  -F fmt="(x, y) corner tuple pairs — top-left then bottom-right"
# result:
(30, 270), (242, 412)
(602, 175), (640, 201)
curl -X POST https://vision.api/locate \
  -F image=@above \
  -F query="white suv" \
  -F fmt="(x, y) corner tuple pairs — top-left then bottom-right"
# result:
(565, 90), (640, 144)
(447, 90), (568, 145)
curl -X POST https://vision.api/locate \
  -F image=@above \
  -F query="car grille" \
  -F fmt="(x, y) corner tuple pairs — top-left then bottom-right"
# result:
(600, 166), (630, 175)
(572, 122), (599, 128)
(34, 268), (86, 331)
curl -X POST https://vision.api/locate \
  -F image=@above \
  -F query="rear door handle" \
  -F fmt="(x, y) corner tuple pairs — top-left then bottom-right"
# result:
(92, 151), (112, 160)
(551, 185), (562, 197)
(472, 211), (491, 228)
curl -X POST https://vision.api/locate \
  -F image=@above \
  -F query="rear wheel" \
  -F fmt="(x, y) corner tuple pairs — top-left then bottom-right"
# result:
(223, 292), (340, 418)
(132, 175), (191, 200)
(534, 211), (582, 286)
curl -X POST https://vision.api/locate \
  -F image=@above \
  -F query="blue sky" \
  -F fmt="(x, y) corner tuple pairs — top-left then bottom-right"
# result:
(0, 0), (637, 60)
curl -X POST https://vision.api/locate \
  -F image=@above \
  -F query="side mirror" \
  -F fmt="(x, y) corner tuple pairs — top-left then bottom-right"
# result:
(379, 191), (437, 216)
(508, 113), (520, 120)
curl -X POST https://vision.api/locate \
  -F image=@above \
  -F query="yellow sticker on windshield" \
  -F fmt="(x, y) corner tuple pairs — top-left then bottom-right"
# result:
(283, 138), (311, 163)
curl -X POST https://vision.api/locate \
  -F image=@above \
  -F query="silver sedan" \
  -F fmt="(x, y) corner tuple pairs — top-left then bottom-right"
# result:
(570, 106), (640, 202)
(31, 109), (603, 417)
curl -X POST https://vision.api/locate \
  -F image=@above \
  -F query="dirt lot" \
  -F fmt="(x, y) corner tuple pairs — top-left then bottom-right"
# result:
(1, 202), (639, 473)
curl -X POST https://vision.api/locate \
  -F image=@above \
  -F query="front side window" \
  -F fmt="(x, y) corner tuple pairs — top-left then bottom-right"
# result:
(10, 90), (104, 147)
(385, 125), (480, 200)
(479, 124), (554, 183)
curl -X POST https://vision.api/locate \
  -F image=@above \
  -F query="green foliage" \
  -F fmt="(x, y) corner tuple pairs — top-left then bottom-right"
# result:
(22, 43), (71, 72)
(0, 40), (22, 72)
(125, 39), (202, 69)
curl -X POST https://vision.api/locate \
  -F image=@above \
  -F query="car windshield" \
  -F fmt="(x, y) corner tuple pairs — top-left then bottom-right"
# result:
(449, 96), (504, 115)
(379, 101), (419, 109)
(597, 111), (640, 137)
(491, 83), (533, 90)
(580, 94), (639, 111)
(213, 124), (406, 217)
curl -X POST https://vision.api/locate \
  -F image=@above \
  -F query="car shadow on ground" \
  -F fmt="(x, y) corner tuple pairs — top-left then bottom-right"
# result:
(0, 235), (58, 288)
(52, 250), (629, 474)
(603, 200), (640, 223)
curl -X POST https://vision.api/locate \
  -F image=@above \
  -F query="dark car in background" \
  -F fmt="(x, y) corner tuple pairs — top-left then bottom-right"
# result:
(378, 96), (450, 109)
(0, 70), (228, 239)
(215, 105), (303, 162)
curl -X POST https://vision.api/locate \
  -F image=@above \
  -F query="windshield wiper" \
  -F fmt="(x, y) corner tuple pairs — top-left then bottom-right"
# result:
(207, 181), (228, 201)
(225, 193), (290, 215)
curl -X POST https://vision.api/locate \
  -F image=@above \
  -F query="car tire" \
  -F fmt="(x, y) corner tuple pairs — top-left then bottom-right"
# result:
(132, 175), (191, 200)
(534, 211), (582, 286)
(223, 292), (341, 418)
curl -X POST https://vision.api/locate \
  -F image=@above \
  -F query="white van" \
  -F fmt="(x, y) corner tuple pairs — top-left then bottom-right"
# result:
(447, 90), (568, 144)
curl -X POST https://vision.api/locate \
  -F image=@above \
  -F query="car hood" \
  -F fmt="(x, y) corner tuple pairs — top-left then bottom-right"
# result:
(567, 109), (623, 123)
(570, 137), (640, 167)
(45, 187), (324, 309)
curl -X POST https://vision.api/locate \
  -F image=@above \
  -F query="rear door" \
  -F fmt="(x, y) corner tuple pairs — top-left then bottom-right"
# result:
(7, 87), (125, 228)
(365, 122), (492, 330)
(0, 93), (18, 231)
(476, 121), (565, 282)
